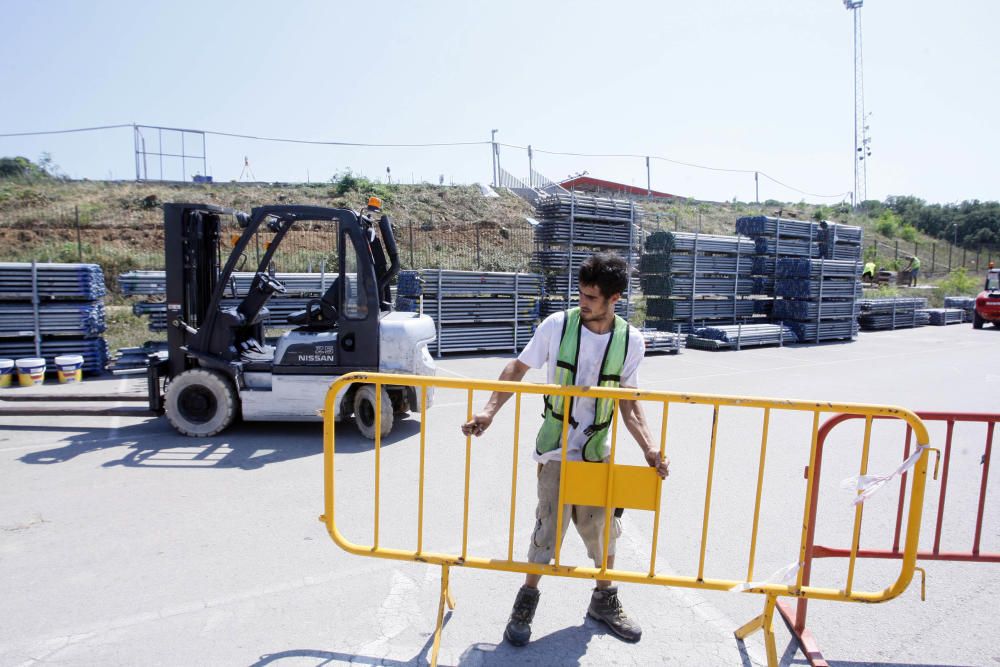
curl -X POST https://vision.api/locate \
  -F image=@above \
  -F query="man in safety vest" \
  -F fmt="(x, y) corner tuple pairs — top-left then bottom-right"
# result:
(461, 252), (670, 647)
(904, 255), (921, 286)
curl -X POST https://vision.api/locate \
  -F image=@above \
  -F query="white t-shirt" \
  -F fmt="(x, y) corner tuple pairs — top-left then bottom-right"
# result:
(518, 311), (645, 463)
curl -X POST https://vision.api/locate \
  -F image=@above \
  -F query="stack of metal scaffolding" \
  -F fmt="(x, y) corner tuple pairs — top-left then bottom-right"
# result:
(120, 270), (361, 333)
(395, 269), (542, 355)
(687, 323), (798, 350)
(773, 258), (862, 343)
(119, 270), (339, 297)
(640, 231), (757, 335)
(737, 217), (863, 344)
(943, 296), (976, 322)
(857, 297), (929, 330)
(920, 308), (965, 326)
(640, 329), (682, 354)
(531, 193), (640, 319)
(0, 262), (109, 374)
(0, 262), (107, 300)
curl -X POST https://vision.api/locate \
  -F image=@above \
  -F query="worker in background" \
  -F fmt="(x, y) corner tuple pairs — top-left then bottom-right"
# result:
(862, 260), (876, 283)
(904, 255), (921, 286)
(461, 252), (669, 648)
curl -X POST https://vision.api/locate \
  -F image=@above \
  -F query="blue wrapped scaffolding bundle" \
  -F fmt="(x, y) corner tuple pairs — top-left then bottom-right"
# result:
(775, 278), (862, 300)
(943, 296), (975, 322)
(640, 276), (754, 297)
(775, 258), (861, 279)
(921, 308), (965, 326)
(785, 319), (859, 342)
(639, 253), (751, 276)
(645, 231), (755, 255)
(0, 262), (107, 300)
(0, 337), (109, 375)
(773, 299), (858, 321)
(0, 302), (106, 337)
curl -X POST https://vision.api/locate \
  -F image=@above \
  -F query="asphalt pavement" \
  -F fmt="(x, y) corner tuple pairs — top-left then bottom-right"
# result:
(1, 323), (998, 666)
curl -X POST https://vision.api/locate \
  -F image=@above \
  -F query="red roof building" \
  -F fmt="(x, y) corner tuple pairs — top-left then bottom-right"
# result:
(558, 175), (678, 200)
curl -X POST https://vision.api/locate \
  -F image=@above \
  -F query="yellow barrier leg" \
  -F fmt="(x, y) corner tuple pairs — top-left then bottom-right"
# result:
(734, 593), (779, 667)
(430, 563), (455, 667)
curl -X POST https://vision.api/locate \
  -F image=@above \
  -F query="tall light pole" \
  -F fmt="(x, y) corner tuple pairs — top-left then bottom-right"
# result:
(491, 129), (499, 187)
(844, 0), (869, 206)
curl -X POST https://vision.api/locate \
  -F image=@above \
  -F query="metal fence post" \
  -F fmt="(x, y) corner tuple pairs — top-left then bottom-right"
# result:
(408, 219), (415, 268)
(949, 243), (953, 272)
(931, 243), (936, 276)
(75, 205), (82, 261)
(475, 224), (481, 270)
(962, 246), (967, 269)
(894, 240), (899, 262)
(977, 246), (982, 269)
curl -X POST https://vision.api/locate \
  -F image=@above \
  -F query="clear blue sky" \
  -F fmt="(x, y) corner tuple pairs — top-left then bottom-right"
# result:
(1, 0), (996, 205)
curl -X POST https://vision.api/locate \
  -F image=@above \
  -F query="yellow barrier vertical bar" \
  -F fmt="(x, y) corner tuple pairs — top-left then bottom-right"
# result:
(845, 415), (874, 595)
(697, 404), (721, 582)
(648, 401), (669, 577)
(417, 385), (427, 555)
(600, 400), (621, 574)
(507, 393), (522, 562)
(554, 397), (572, 568)
(795, 411), (821, 591)
(374, 382), (382, 550)
(746, 407), (771, 582)
(323, 382), (336, 536)
(462, 388), (473, 561)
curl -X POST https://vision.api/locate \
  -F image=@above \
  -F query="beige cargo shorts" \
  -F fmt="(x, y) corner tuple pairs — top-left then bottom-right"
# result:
(527, 460), (622, 565)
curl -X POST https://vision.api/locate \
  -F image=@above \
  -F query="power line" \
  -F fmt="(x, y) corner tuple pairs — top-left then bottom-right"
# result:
(0, 123), (133, 138)
(0, 123), (850, 199)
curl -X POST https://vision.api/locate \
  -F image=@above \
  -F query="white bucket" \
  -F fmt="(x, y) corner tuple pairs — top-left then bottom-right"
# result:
(54, 354), (85, 384)
(15, 357), (46, 387)
(0, 358), (14, 388)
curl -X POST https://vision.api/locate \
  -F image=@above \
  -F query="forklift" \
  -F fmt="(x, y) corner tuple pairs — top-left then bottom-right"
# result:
(150, 198), (436, 438)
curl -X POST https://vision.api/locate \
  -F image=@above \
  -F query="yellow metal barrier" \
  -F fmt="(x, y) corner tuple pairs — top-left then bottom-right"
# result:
(320, 372), (931, 666)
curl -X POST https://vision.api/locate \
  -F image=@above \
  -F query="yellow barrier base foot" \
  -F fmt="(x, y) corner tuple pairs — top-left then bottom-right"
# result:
(430, 563), (456, 667)
(734, 593), (778, 667)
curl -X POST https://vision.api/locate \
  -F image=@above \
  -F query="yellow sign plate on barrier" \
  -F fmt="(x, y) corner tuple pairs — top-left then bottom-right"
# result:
(563, 461), (659, 511)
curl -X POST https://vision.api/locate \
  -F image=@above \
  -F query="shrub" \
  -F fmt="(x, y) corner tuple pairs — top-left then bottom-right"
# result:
(899, 224), (918, 242)
(936, 267), (978, 296)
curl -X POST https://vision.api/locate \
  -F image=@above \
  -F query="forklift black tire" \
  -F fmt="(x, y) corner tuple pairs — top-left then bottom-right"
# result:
(973, 312), (984, 329)
(164, 369), (237, 437)
(354, 384), (393, 439)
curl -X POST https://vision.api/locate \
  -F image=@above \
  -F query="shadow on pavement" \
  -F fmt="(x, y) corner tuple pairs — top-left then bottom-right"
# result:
(15, 413), (423, 469)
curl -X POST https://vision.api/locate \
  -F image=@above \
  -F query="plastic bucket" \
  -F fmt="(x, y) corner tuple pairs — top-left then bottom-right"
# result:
(16, 357), (46, 387)
(54, 355), (85, 384)
(0, 359), (14, 388)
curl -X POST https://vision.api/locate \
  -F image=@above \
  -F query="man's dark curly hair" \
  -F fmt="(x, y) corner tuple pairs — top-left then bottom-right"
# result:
(578, 252), (628, 299)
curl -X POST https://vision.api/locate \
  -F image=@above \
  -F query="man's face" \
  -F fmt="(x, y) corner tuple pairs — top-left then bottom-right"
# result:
(579, 283), (620, 322)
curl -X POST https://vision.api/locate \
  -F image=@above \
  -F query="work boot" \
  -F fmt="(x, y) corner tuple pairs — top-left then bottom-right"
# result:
(504, 585), (540, 646)
(588, 586), (642, 642)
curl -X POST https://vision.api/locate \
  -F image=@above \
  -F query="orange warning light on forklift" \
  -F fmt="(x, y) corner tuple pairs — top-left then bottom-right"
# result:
(230, 235), (241, 247)
(367, 196), (383, 211)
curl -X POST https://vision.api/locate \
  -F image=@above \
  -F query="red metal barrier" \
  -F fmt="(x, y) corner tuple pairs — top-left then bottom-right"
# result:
(777, 411), (999, 667)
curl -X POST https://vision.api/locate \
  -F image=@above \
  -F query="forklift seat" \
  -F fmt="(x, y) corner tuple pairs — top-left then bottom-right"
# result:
(288, 277), (341, 326)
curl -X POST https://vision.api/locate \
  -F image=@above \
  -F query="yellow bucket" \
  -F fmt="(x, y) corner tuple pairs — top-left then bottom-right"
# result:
(16, 357), (46, 387)
(54, 355), (84, 384)
(0, 359), (14, 388)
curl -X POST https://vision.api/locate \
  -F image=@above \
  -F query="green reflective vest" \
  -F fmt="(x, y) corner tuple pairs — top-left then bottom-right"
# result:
(911, 256), (921, 269)
(535, 307), (630, 462)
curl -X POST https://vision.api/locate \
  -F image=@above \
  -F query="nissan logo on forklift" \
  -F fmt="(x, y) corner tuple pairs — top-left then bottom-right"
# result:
(147, 198), (437, 439)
